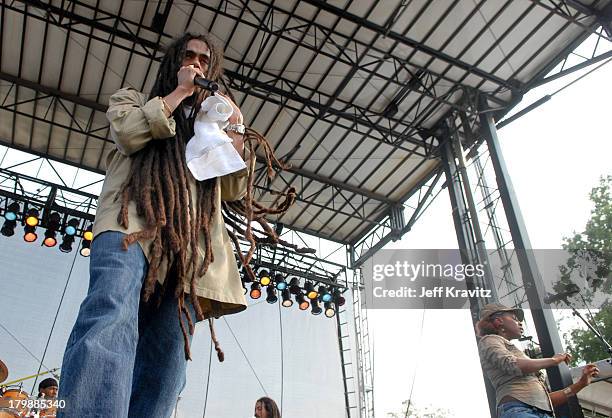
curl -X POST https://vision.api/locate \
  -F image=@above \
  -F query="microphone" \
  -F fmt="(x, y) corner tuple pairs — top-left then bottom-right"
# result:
(543, 285), (580, 304)
(194, 76), (219, 92)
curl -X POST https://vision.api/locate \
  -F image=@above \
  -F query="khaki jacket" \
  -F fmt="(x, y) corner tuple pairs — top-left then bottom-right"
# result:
(93, 87), (247, 319)
(478, 334), (553, 412)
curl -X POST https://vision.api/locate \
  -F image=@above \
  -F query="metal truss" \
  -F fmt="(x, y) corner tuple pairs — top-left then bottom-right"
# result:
(348, 168), (445, 269)
(532, 26), (612, 88)
(7, 0), (445, 154)
(0, 166), (96, 235)
(238, 238), (348, 290)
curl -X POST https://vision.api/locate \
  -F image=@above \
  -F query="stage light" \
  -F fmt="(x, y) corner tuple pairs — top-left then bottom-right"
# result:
(259, 269), (271, 286)
(318, 286), (332, 303)
(25, 208), (40, 227)
(266, 286), (278, 304)
(23, 208), (40, 242)
(1, 219), (16, 237)
(333, 289), (346, 307)
(274, 274), (287, 290)
(59, 235), (75, 253)
(250, 282), (262, 299)
(43, 212), (61, 247)
(59, 219), (80, 252)
(304, 281), (318, 300)
(281, 289), (293, 307)
(80, 225), (93, 257)
(83, 227), (94, 242)
(296, 293), (309, 310)
(311, 299), (322, 316)
(1, 202), (19, 237)
(64, 218), (79, 236)
(288, 277), (301, 294)
(324, 301), (336, 318)
(4, 202), (19, 221)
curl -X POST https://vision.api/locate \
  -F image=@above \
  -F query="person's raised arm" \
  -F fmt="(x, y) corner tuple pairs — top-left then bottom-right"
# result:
(515, 353), (571, 374)
(549, 364), (599, 407)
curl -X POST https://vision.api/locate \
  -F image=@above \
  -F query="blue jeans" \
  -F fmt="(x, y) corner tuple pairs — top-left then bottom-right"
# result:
(57, 231), (197, 418)
(497, 401), (554, 418)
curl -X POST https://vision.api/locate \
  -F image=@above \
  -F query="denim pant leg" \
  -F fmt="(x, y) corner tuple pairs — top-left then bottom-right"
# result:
(497, 401), (554, 418)
(57, 231), (147, 418)
(128, 285), (198, 418)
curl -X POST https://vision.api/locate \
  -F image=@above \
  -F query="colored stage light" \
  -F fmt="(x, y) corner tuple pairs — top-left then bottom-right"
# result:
(304, 281), (318, 300)
(4, 202), (19, 221)
(25, 208), (40, 227)
(80, 225), (93, 257)
(274, 274), (287, 290)
(64, 218), (79, 236)
(281, 289), (293, 307)
(259, 269), (271, 286)
(288, 277), (301, 294)
(296, 293), (309, 310)
(59, 219), (80, 252)
(250, 282), (262, 299)
(23, 228), (37, 242)
(324, 301), (336, 318)
(266, 286), (278, 304)
(318, 286), (332, 303)
(43, 234), (57, 247)
(83, 229), (93, 242)
(23, 208), (40, 242)
(43, 212), (61, 247)
(311, 299), (322, 316)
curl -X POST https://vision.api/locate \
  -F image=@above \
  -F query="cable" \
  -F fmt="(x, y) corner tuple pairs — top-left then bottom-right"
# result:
(201, 336), (213, 418)
(278, 300), (284, 415)
(31, 238), (80, 393)
(0, 323), (55, 375)
(404, 309), (426, 418)
(222, 317), (268, 394)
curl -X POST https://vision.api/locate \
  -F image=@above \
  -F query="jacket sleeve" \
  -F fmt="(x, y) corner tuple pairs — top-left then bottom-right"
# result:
(219, 153), (256, 202)
(478, 335), (523, 377)
(106, 87), (176, 156)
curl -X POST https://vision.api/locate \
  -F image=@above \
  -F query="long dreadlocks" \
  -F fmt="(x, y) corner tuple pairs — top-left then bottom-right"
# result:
(116, 33), (297, 360)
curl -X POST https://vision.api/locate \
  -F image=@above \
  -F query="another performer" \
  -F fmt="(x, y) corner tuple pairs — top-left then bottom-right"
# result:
(57, 32), (293, 418)
(477, 303), (599, 418)
(254, 397), (281, 418)
(37, 378), (58, 399)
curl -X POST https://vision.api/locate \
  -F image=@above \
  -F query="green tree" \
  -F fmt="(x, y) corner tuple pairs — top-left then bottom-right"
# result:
(557, 175), (612, 365)
(563, 306), (612, 366)
(556, 175), (612, 296)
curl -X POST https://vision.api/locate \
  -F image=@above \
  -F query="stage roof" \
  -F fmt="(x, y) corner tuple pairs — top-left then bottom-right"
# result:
(1, 0), (610, 245)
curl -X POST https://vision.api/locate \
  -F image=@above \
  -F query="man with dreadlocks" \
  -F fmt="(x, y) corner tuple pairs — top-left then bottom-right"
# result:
(56, 33), (291, 418)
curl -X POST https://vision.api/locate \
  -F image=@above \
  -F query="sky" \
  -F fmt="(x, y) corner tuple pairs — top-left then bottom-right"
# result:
(0, 33), (611, 418)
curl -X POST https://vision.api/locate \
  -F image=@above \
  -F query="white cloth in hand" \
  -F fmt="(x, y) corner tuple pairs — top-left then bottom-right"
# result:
(185, 94), (246, 181)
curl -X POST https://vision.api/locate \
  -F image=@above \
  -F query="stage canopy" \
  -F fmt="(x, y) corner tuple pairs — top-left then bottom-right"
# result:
(1, 0), (611, 251)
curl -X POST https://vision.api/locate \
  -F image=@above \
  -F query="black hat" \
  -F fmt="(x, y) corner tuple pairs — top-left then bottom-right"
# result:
(38, 377), (58, 390)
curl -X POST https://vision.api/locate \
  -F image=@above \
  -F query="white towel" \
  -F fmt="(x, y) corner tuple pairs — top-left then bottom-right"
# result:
(185, 95), (247, 181)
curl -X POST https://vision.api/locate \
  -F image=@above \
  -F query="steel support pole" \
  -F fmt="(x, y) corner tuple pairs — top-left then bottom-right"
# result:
(450, 118), (498, 301)
(440, 137), (498, 418)
(478, 96), (584, 418)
